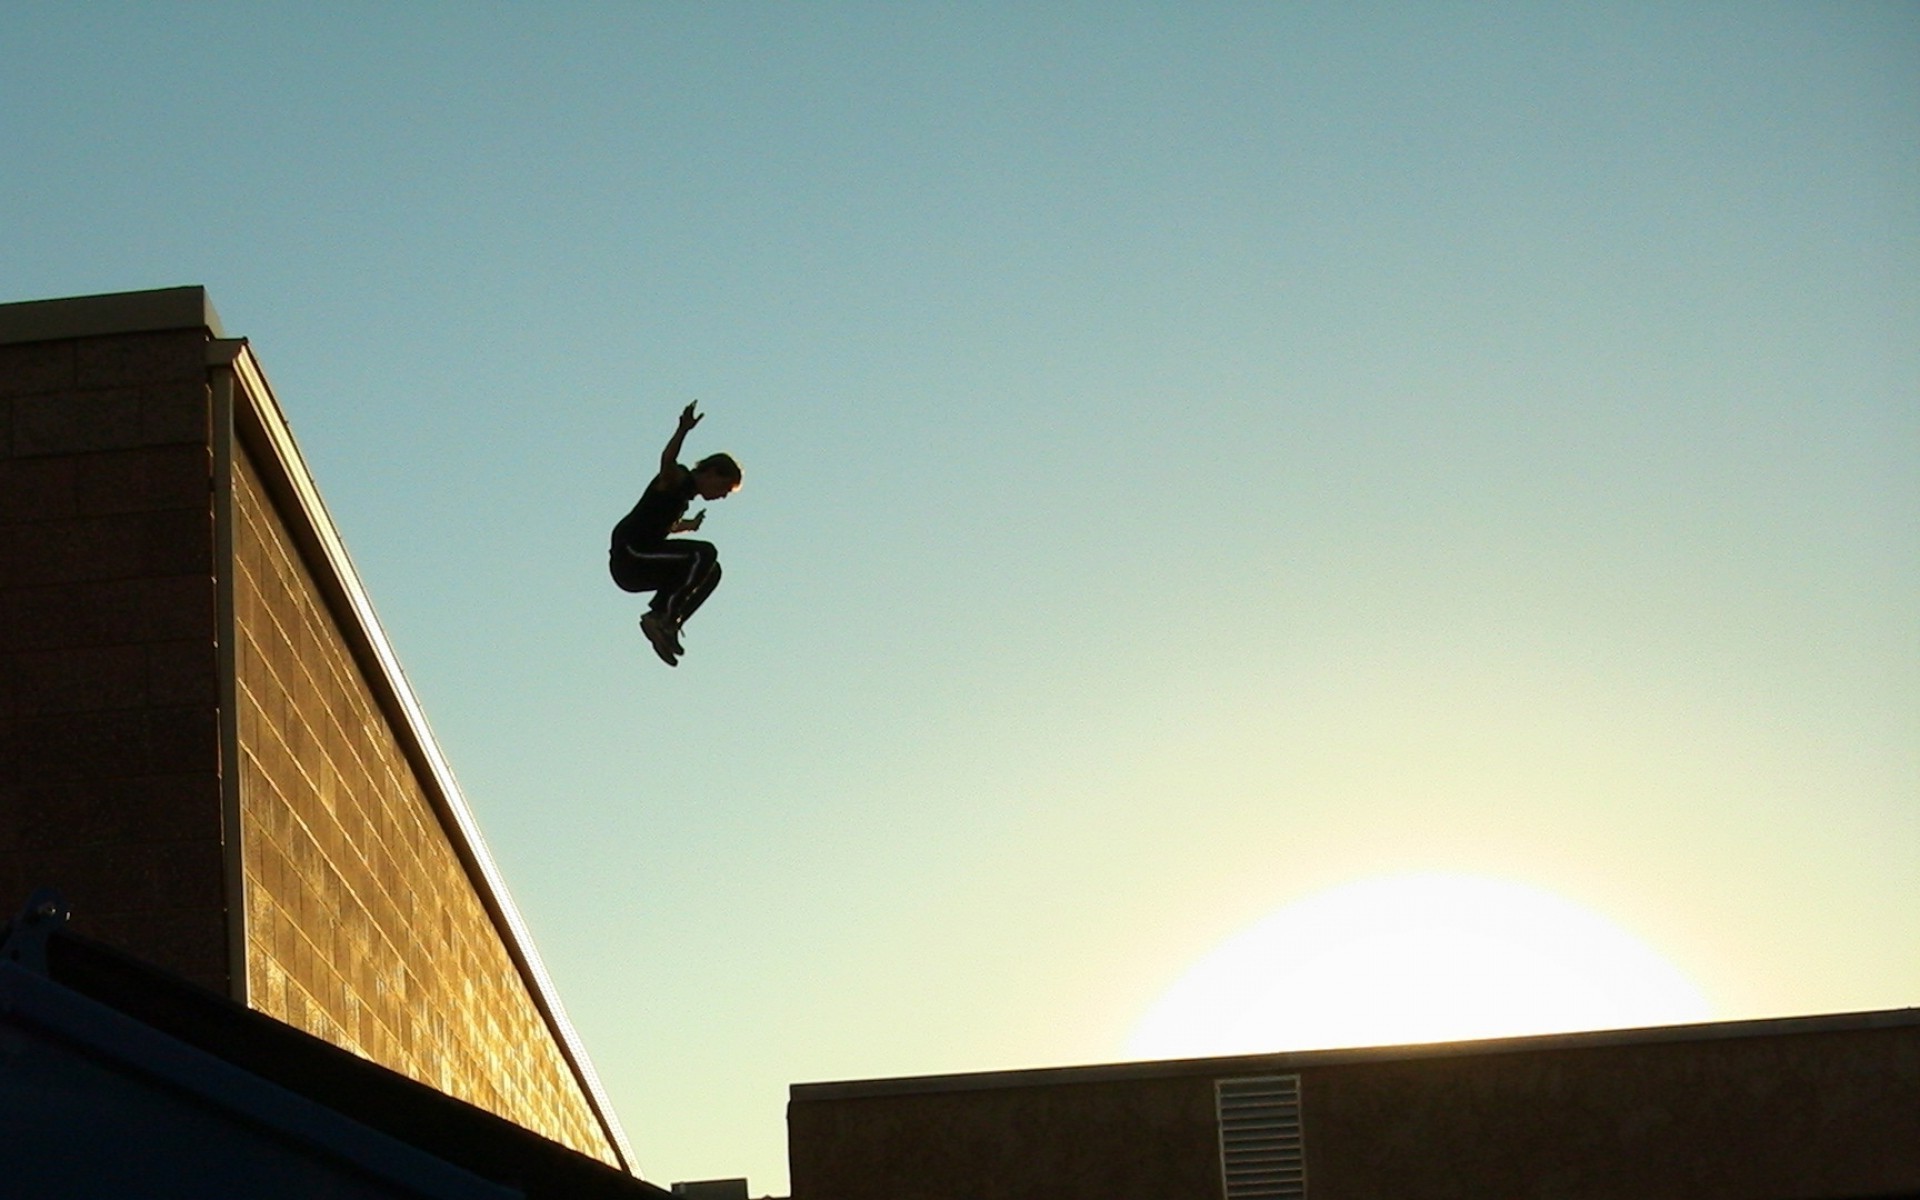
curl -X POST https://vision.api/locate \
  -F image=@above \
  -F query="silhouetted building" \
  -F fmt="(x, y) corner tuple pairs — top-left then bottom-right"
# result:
(789, 1010), (1920, 1199)
(1, 287), (643, 1182)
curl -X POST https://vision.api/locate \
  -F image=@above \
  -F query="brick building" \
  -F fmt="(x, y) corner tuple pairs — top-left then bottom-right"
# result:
(0, 287), (629, 1168)
(788, 1009), (1920, 1199)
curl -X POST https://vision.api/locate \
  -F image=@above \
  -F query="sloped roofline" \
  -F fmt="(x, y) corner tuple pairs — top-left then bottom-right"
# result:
(0, 286), (634, 1170)
(218, 337), (637, 1170)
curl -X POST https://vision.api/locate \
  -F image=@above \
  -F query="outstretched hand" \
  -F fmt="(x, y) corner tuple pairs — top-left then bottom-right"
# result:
(660, 400), (706, 476)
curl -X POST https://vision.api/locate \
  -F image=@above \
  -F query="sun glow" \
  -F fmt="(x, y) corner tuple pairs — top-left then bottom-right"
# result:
(1128, 873), (1712, 1060)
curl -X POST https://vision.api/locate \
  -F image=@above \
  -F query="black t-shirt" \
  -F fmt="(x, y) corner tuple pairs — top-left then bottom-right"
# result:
(611, 472), (695, 551)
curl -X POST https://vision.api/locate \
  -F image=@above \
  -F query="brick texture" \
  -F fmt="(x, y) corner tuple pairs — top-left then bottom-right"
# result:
(3, 319), (617, 1164)
(0, 329), (226, 996)
(228, 442), (617, 1164)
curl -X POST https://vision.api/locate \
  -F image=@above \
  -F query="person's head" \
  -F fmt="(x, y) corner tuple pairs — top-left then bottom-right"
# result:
(691, 452), (743, 500)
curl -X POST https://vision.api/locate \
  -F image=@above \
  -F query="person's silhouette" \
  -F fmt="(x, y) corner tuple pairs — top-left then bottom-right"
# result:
(608, 402), (741, 666)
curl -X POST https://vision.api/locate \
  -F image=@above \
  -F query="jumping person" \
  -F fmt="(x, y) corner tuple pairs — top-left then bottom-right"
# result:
(608, 401), (741, 666)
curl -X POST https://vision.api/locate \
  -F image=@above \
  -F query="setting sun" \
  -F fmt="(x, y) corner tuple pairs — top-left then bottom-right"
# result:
(1128, 873), (1712, 1060)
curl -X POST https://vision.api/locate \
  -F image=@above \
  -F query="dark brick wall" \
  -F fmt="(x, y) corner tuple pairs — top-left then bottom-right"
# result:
(0, 329), (226, 994)
(789, 1074), (1222, 1200)
(789, 1022), (1920, 1200)
(1306, 1023), (1920, 1199)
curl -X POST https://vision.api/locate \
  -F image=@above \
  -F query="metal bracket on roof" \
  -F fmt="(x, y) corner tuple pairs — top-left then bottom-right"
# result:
(1, 889), (71, 976)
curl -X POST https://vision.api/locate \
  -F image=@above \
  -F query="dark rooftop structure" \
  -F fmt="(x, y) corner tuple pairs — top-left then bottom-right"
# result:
(1, 892), (671, 1199)
(790, 1006), (1920, 1199)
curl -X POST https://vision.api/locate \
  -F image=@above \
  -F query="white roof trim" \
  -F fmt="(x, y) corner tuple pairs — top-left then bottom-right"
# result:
(216, 339), (636, 1172)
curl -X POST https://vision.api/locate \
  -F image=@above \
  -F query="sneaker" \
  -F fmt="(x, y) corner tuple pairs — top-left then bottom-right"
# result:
(639, 612), (680, 666)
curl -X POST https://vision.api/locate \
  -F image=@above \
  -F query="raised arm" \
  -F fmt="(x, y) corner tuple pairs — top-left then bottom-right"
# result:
(659, 401), (703, 477)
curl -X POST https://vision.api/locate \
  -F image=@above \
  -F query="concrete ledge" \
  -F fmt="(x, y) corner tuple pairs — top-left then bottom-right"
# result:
(0, 286), (224, 346)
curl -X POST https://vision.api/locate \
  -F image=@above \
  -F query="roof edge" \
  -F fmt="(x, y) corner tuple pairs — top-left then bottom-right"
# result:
(25, 925), (672, 1198)
(792, 1007), (1920, 1101)
(0, 285), (225, 344)
(205, 337), (636, 1171)
(0, 958), (518, 1199)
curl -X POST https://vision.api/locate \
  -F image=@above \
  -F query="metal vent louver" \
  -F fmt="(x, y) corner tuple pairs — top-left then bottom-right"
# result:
(1216, 1074), (1305, 1200)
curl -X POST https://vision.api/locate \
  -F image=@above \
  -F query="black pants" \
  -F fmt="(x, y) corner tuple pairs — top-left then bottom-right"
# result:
(609, 538), (722, 624)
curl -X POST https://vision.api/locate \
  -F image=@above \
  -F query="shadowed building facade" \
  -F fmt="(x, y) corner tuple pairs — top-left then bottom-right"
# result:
(0, 287), (628, 1168)
(788, 1009), (1920, 1199)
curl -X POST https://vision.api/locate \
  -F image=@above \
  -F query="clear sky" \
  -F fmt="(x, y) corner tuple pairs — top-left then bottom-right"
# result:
(5, 3), (1915, 1192)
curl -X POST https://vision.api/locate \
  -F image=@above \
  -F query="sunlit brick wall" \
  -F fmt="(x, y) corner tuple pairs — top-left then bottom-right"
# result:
(229, 438), (617, 1164)
(0, 327), (228, 995)
(4, 292), (620, 1167)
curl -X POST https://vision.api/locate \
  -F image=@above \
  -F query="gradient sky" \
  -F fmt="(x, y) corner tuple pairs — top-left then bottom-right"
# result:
(5, 4), (1916, 1192)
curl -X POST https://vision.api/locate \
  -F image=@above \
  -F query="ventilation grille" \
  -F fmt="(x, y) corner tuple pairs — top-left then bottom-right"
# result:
(1216, 1074), (1305, 1200)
